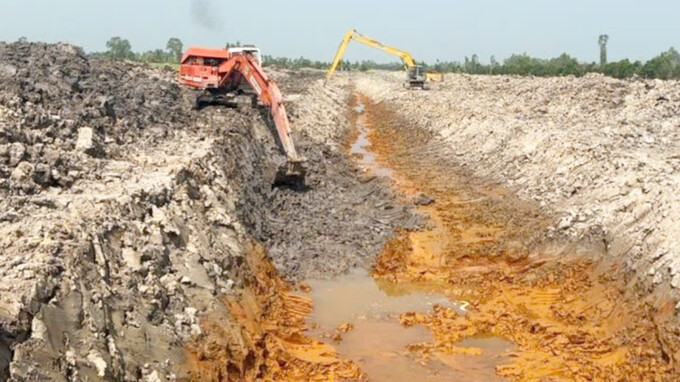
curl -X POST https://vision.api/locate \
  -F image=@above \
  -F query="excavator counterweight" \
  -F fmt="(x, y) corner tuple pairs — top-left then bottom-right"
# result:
(179, 46), (305, 182)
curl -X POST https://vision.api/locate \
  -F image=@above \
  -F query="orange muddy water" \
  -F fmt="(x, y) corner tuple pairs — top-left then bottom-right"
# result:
(304, 268), (514, 381)
(302, 102), (516, 381)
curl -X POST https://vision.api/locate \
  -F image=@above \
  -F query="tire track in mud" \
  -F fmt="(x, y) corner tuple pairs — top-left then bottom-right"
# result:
(351, 93), (680, 381)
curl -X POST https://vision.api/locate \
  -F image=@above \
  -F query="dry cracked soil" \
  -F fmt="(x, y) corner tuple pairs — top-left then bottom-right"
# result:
(1, 41), (680, 382)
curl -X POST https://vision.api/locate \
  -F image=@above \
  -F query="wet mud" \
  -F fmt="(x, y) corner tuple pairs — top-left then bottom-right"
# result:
(185, 242), (364, 382)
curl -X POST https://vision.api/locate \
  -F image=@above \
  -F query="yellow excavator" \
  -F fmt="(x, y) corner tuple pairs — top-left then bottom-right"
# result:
(325, 29), (443, 89)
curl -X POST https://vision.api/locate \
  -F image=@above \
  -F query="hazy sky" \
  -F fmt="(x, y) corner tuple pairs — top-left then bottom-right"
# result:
(1, 0), (678, 64)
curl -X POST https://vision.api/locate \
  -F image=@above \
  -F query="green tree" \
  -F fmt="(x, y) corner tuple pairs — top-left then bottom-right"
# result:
(549, 53), (581, 76)
(139, 49), (171, 63)
(601, 59), (642, 78)
(17, 36), (27, 43)
(166, 37), (183, 63)
(641, 48), (680, 79)
(598, 35), (609, 66)
(489, 55), (500, 74)
(503, 53), (536, 75)
(469, 54), (482, 74)
(106, 37), (134, 60)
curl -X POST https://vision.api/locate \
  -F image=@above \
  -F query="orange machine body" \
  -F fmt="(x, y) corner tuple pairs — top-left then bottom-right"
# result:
(178, 46), (304, 178)
(179, 47), (231, 89)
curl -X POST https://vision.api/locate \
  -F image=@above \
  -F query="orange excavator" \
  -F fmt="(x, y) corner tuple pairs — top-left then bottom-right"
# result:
(179, 45), (306, 181)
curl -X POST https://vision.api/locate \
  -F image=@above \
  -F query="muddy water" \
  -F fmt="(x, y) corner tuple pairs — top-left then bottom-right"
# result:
(349, 105), (394, 179)
(305, 269), (515, 381)
(304, 102), (516, 381)
(305, 269), (463, 327)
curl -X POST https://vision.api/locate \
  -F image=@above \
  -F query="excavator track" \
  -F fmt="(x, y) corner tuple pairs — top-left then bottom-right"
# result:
(195, 90), (255, 109)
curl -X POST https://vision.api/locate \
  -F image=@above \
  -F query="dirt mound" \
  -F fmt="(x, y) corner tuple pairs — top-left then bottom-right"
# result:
(0, 41), (190, 195)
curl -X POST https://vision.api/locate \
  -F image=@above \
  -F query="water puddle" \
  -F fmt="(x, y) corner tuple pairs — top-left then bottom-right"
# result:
(304, 269), (515, 381)
(350, 104), (395, 179)
(301, 99), (517, 380)
(306, 268), (460, 328)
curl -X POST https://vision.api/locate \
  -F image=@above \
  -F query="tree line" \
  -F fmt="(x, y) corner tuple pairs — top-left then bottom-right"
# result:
(90, 36), (680, 80)
(261, 56), (401, 71)
(428, 48), (680, 80)
(89, 36), (184, 64)
(91, 37), (400, 71)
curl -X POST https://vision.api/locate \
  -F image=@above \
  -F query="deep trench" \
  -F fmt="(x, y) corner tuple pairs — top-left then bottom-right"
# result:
(3, 42), (679, 381)
(192, 88), (680, 381)
(327, 92), (680, 381)
(226, 106), (421, 281)
(0, 92), (418, 381)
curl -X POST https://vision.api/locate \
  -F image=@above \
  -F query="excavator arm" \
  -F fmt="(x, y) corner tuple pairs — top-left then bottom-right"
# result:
(179, 46), (306, 181)
(216, 54), (305, 178)
(326, 29), (417, 82)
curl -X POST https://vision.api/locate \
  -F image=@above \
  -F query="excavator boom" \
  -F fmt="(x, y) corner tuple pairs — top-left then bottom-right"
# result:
(326, 29), (443, 89)
(327, 29), (416, 80)
(215, 54), (301, 168)
(179, 46), (305, 180)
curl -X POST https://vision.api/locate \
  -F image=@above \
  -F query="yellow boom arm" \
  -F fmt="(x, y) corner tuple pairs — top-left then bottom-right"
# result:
(326, 29), (417, 82)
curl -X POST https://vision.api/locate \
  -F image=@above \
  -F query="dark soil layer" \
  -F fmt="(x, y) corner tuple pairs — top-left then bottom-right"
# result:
(240, 131), (421, 279)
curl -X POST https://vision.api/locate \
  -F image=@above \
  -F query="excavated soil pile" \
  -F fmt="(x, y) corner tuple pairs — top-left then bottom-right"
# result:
(0, 43), (414, 381)
(0, 41), (189, 194)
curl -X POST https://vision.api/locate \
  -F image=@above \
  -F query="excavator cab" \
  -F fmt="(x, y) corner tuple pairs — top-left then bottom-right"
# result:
(405, 65), (427, 89)
(228, 45), (263, 65)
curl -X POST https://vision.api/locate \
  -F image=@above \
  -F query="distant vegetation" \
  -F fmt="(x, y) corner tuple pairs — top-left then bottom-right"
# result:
(89, 36), (680, 80)
(428, 48), (680, 80)
(262, 56), (400, 72)
(89, 36), (184, 65)
(90, 37), (398, 72)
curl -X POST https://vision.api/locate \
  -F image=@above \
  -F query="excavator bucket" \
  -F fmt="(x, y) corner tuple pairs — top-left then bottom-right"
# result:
(274, 159), (307, 186)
